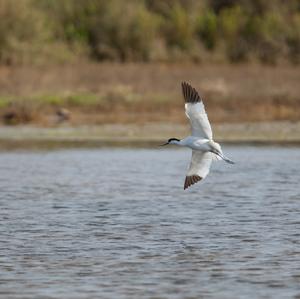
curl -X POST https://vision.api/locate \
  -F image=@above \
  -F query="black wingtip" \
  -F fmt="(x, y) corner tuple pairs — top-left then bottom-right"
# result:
(181, 81), (202, 104)
(184, 175), (202, 190)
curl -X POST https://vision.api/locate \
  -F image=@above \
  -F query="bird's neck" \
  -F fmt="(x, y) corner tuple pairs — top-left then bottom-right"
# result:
(171, 140), (183, 146)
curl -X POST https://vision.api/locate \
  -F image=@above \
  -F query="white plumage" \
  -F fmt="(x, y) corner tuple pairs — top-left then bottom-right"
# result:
(161, 82), (234, 190)
(185, 101), (212, 139)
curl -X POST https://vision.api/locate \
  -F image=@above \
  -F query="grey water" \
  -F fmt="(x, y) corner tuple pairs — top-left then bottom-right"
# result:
(0, 146), (299, 299)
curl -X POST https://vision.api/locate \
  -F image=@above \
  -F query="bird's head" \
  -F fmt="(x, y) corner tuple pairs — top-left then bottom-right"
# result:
(160, 138), (180, 146)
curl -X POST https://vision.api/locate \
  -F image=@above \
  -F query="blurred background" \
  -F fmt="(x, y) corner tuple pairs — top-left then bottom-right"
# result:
(1, 2), (300, 298)
(0, 0), (299, 144)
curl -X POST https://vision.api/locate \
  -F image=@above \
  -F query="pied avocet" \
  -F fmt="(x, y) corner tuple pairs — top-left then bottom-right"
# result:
(161, 82), (234, 190)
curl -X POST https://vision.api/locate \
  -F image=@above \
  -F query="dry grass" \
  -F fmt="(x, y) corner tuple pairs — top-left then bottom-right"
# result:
(0, 63), (299, 125)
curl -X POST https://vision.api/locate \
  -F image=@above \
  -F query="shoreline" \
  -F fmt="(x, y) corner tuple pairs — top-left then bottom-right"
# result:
(0, 121), (299, 149)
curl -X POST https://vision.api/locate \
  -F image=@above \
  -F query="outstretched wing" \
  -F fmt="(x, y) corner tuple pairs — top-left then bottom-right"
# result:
(182, 82), (212, 139)
(184, 151), (212, 190)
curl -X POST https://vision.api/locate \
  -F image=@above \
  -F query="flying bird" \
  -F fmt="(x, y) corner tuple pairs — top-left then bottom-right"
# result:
(161, 82), (234, 190)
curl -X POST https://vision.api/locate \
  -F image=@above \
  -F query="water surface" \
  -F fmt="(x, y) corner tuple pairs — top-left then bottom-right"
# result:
(0, 146), (299, 298)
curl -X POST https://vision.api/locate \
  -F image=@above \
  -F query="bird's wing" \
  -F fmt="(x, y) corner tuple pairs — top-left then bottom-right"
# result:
(184, 151), (212, 190)
(182, 82), (213, 139)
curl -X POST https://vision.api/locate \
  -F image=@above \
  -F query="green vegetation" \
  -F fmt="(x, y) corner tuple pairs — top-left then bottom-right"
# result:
(0, 0), (300, 65)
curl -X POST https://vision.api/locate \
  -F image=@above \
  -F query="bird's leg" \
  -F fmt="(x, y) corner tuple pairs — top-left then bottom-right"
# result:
(222, 156), (235, 164)
(210, 150), (235, 164)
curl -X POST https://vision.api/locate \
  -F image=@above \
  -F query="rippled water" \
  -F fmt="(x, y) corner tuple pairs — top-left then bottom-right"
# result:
(0, 146), (299, 299)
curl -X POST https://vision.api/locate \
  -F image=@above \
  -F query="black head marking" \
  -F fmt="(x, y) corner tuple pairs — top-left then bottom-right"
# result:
(168, 138), (180, 142)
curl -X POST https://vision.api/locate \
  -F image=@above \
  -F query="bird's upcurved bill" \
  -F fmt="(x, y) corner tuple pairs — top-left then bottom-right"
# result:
(159, 142), (169, 146)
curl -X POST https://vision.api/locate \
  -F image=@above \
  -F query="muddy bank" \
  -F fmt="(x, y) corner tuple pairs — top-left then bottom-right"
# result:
(0, 121), (299, 149)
